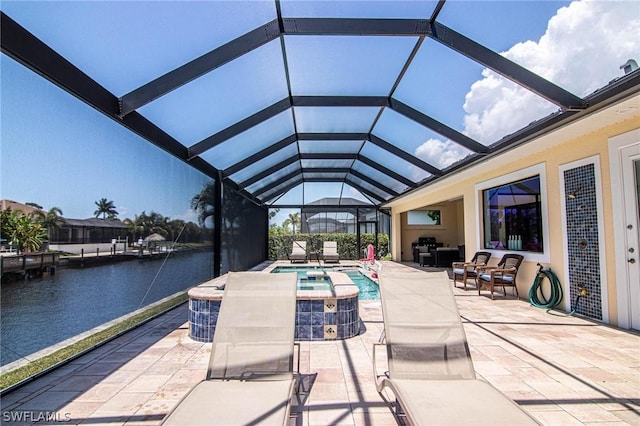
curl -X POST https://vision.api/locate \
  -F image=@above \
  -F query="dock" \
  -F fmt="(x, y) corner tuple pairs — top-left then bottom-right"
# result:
(0, 253), (59, 277)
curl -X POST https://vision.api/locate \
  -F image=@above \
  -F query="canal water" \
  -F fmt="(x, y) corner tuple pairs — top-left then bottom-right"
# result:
(0, 251), (214, 366)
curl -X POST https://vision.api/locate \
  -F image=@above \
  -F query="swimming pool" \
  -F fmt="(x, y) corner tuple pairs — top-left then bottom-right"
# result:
(189, 268), (363, 341)
(271, 266), (380, 300)
(280, 269), (333, 291)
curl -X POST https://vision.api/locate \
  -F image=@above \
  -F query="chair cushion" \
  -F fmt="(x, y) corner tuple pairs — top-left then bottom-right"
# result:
(479, 274), (514, 284)
(453, 268), (465, 275)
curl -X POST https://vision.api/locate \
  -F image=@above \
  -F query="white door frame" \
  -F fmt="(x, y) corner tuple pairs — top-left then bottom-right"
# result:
(609, 129), (640, 330)
(559, 156), (608, 320)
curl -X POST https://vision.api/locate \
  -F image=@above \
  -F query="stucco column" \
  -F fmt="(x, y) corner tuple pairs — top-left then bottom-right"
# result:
(391, 209), (403, 261)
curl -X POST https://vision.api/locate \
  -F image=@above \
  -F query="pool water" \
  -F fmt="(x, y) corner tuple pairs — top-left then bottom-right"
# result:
(298, 272), (332, 291)
(271, 266), (380, 300)
(343, 270), (380, 300)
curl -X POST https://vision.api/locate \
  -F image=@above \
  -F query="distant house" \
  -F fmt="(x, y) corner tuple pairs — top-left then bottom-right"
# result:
(0, 199), (41, 216)
(0, 200), (129, 254)
(48, 217), (128, 254)
(50, 218), (127, 244)
(300, 197), (388, 234)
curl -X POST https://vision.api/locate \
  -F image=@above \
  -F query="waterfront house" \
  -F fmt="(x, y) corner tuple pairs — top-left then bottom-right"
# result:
(48, 218), (129, 255)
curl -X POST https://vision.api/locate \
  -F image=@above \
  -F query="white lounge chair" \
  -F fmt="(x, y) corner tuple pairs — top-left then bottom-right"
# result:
(322, 241), (340, 263)
(373, 271), (539, 425)
(162, 271), (298, 425)
(289, 240), (307, 263)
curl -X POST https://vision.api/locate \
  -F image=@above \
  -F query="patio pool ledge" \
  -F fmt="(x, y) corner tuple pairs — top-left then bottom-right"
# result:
(188, 271), (360, 342)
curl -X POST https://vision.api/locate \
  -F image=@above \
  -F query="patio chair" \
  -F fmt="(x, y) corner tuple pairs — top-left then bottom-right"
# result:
(322, 241), (340, 263)
(162, 272), (299, 426)
(452, 251), (491, 290)
(289, 240), (307, 263)
(476, 253), (524, 299)
(373, 271), (538, 425)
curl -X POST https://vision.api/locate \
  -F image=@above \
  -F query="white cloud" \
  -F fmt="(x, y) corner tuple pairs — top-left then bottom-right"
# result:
(414, 138), (473, 169)
(416, 0), (640, 161)
(464, 0), (640, 144)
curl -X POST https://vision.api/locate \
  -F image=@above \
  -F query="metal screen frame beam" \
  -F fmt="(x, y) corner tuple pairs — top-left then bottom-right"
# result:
(302, 168), (351, 174)
(189, 98), (291, 157)
(297, 133), (369, 141)
(349, 169), (399, 197)
(119, 20), (282, 115)
(222, 135), (297, 177)
(0, 13), (225, 183)
(356, 156), (416, 188)
(238, 154), (300, 188)
(429, 21), (585, 110)
(292, 95), (389, 107)
(299, 177), (386, 203)
(282, 17), (429, 36)
(260, 178), (303, 203)
(344, 177), (386, 202)
(368, 135), (441, 176)
(252, 170), (302, 197)
(389, 99), (490, 153)
(300, 153), (358, 160)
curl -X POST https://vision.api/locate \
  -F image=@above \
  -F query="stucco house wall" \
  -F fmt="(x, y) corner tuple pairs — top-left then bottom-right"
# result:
(386, 103), (639, 328)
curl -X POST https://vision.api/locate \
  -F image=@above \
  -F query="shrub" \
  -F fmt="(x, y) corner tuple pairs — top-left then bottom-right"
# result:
(269, 230), (389, 260)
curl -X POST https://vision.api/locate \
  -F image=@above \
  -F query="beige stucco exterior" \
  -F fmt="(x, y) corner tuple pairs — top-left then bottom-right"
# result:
(385, 92), (640, 328)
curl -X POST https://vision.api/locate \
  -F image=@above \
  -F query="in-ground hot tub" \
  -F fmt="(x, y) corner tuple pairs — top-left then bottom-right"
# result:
(188, 269), (360, 342)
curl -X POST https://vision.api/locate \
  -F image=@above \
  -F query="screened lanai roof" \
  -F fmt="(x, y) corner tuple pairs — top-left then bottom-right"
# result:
(2, 1), (639, 208)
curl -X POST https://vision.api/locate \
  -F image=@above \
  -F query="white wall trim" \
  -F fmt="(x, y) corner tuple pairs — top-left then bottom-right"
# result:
(474, 163), (550, 264)
(608, 128), (640, 329)
(558, 155), (608, 322)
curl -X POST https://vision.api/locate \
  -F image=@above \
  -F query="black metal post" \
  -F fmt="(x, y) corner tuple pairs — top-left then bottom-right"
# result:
(213, 173), (223, 277)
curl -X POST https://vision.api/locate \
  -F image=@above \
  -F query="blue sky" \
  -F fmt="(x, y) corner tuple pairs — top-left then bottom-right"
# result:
(1, 54), (210, 222)
(1, 1), (638, 223)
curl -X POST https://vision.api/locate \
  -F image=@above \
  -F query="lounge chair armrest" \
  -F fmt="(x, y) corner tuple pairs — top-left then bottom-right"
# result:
(451, 262), (466, 268)
(294, 342), (301, 375)
(372, 342), (389, 383)
(477, 265), (497, 272)
(490, 267), (516, 275)
(294, 342), (301, 394)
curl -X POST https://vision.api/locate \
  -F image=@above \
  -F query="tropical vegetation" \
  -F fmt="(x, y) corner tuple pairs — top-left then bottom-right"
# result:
(283, 212), (301, 233)
(94, 198), (118, 220)
(0, 208), (47, 253)
(123, 211), (207, 244)
(268, 227), (389, 261)
(32, 207), (64, 240)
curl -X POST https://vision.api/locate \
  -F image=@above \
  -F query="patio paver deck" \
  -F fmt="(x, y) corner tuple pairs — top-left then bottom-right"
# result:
(1, 261), (638, 425)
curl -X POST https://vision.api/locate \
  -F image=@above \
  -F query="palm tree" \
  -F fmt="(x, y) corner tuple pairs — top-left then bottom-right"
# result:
(191, 182), (216, 227)
(284, 212), (301, 234)
(132, 211), (169, 238)
(94, 198), (118, 220)
(33, 206), (64, 240)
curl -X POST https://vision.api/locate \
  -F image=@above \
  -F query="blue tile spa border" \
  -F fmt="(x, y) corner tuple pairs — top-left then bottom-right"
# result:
(187, 272), (361, 342)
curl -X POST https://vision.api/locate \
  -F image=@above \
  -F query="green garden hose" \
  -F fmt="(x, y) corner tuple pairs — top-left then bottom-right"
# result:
(528, 263), (570, 314)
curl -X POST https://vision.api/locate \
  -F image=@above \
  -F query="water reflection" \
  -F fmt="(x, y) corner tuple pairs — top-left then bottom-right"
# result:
(1, 251), (213, 366)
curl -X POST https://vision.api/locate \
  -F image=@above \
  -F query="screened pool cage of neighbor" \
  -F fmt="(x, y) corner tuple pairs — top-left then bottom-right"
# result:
(2, 0), (638, 273)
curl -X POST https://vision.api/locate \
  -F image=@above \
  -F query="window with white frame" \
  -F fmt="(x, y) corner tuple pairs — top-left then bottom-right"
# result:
(482, 175), (543, 253)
